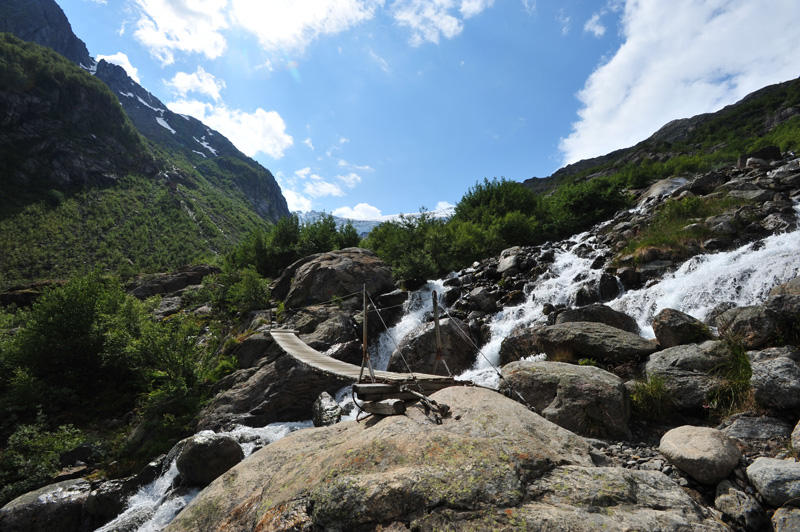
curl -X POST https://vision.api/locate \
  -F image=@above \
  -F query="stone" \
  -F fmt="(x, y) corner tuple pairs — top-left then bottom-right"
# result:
(387, 317), (476, 376)
(773, 507), (800, 532)
(553, 303), (639, 334)
(276, 248), (395, 308)
(0, 479), (91, 532)
(468, 286), (497, 313)
(644, 341), (730, 411)
(717, 414), (793, 443)
(176, 432), (245, 487)
(794, 420), (800, 450)
(84, 479), (133, 530)
(659, 426), (741, 484)
(312, 391), (342, 427)
(717, 305), (781, 349)
(128, 264), (220, 299)
(617, 267), (643, 290)
(770, 278), (800, 297)
(232, 332), (273, 369)
(529, 322), (657, 365)
(196, 352), (351, 431)
(597, 272), (620, 301)
(500, 361), (631, 439)
(165, 387), (727, 532)
(651, 308), (713, 348)
(498, 327), (539, 366)
(749, 346), (800, 411)
(714, 479), (768, 532)
(747, 457), (800, 507)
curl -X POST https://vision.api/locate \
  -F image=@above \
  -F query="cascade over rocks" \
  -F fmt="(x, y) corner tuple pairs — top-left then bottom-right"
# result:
(500, 360), (631, 440)
(387, 316), (476, 375)
(164, 387), (727, 532)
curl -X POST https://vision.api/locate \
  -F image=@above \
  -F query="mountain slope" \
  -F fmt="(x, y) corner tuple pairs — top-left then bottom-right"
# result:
(523, 76), (800, 193)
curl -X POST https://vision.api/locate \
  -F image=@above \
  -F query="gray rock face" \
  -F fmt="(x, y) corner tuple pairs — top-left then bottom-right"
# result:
(651, 308), (713, 348)
(773, 507), (800, 532)
(196, 352), (351, 431)
(747, 457), (800, 507)
(166, 386), (728, 532)
(0, 479), (91, 532)
(714, 480), (768, 532)
(718, 305), (781, 349)
(644, 341), (729, 410)
(468, 286), (498, 313)
(659, 426), (741, 484)
(717, 414), (793, 444)
(387, 317), (476, 376)
(771, 277), (800, 296)
(128, 265), (220, 299)
(500, 361), (631, 440)
(312, 391), (342, 427)
(498, 327), (540, 365)
(553, 303), (639, 334)
(176, 433), (244, 487)
(278, 248), (395, 308)
(529, 322), (657, 365)
(749, 346), (800, 411)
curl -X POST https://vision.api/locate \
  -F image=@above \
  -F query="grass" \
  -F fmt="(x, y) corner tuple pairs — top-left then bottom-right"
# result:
(706, 337), (756, 421)
(630, 375), (674, 421)
(616, 194), (753, 263)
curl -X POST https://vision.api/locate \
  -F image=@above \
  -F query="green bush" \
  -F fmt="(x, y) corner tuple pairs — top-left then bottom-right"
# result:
(0, 411), (84, 506)
(630, 375), (674, 421)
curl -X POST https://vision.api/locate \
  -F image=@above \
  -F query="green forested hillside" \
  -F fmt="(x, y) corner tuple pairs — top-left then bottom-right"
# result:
(0, 34), (278, 289)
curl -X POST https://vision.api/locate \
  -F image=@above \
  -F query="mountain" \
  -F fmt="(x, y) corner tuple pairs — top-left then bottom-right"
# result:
(0, 0), (291, 288)
(523, 76), (800, 193)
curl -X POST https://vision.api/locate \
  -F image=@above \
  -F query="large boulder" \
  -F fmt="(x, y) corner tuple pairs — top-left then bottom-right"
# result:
(747, 457), (800, 507)
(165, 387), (726, 532)
(530, 322), (657, 365)
(749, 346), (800, 411)
(717, 305), (781, 349)
(128, 264), (220, 299)
(387, 317), (476, 376)
(498, 327), (540, 366)
(643, 341), (730, 411)
(714, 480), (768, 532)
(312, 391), (342, 427)
(0, 479), (91, 532)
(651, 308), (713, 348)
(659, 426), (741, 485)
(176, 433), (244, 487)
(553, 303), (639, 334)
(500, 361), (631, 439)
(196, 350), (351, 431)
(276, 248), (395, 308)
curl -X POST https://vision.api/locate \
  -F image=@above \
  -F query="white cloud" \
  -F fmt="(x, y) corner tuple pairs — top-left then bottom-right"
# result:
(97, 52), (140, 83)
(229, 0), (377, 53)
(369, 48), (391, 73)
(560, 0), (800, 165)
(392, 0), (465, 46)
(461, 0), (495, 19)
(583, 13), (605, 37)
(333, 203), (384, 219)
(304, 180), (345, 198)
(132, 0), (228, 65)
(337, 172), (362, 188)
(339, 136), (350, 144)
(86, 0), (107, 4)
(303, 138), (315, 150)
(283, 189), (313, 212)
(557, 9), (570, 35)
(168, 99), (293, 159)
(522, 0), (536, 14)
(165, 67), (226, 101)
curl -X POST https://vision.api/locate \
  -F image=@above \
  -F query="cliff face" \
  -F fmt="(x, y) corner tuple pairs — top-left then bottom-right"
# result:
(0, 0), (289, 223)
(0, 0), (92, 67)
(0, 34), (150, 195)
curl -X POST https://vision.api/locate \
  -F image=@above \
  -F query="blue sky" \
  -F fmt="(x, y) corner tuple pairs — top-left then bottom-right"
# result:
(58, 0), (800, 219)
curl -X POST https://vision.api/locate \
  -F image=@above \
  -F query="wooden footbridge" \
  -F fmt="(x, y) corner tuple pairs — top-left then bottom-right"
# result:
(269, 288), (474, 418)
(270, 329), (461, 401)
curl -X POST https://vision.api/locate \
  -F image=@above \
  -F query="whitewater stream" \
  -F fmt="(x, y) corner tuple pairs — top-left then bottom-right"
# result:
(99, 205), (800, 531)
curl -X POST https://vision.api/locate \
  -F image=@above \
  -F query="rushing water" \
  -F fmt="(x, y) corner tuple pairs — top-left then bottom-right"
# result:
(99, 204), (800, 531)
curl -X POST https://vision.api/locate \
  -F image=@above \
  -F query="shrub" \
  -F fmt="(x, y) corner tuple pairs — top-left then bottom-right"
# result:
(630, 375), (674, 421)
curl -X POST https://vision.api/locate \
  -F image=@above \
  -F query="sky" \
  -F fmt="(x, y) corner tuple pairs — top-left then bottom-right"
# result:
(57, 0), (800, 219)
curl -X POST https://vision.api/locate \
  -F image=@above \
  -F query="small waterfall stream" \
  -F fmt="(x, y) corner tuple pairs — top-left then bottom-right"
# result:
(98, 206), (800, 531)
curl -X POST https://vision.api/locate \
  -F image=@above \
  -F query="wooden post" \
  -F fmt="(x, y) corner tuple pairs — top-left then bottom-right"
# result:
(358, 284), (376, 383)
